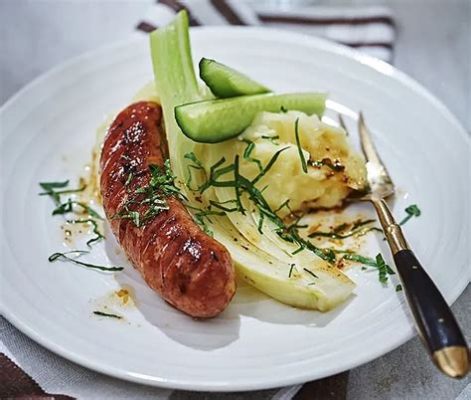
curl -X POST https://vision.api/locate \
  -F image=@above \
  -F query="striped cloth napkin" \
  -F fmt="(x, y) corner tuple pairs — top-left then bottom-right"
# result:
(137, 0), (396, 62)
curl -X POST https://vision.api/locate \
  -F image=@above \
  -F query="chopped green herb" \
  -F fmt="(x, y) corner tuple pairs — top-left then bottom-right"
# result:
(399, 204), (421, 225)
(261, 135), (280, 145)
(251, 146), (289, 185)
(242, 139), (263, 172)
(209, 199), (240, 212)
(39, 180), (86, 205)
(93, 311), (122, 319)
(288, 263), (296, 278)
(48, 251), (123, 272)
(186, 204), (226, 236)
(52, 199), (103, 220)
(184, 151), (204, 190)
(376, 253), (395, 284)
(233, 155), (246, 215)
(113, 160), (185, 227)
(39, 180), (70, 190)
(396, 284), (403, 292)
(66, 218), (104, 247)
(280, 105), (288, 113)
(194, 151), (335, 263)
(184, 151), (203, 167)
(342, 253), (377, 267)
(344, 252), (394, 284)
(198, 157), (235, 193)
(274, 199), (293, 215)
(303, 267), (319, 279)
(40, 180), (110, 271)
(294, 118), (308, 173)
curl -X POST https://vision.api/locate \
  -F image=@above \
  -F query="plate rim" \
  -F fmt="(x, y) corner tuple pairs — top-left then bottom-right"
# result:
(1, 26), (470, 392)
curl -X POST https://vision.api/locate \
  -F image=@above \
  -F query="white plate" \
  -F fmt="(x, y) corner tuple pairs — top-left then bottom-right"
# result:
(1, 27), (470, 391)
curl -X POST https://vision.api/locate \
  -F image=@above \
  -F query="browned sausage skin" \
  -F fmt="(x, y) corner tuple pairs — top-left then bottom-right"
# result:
(100, 101), (236, 318)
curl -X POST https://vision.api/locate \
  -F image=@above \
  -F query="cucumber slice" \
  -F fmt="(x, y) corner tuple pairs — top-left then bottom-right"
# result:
(175, 92), (326, 143)
(199, 58), (270, 98)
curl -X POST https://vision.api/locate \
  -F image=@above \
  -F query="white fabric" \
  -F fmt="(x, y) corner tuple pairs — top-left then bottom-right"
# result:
(1, 314), (295, 399)
(145, 1), (395, 62)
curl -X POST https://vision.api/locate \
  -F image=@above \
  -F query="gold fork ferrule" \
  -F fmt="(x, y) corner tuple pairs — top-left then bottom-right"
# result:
(385, 224), (409, 254)
(372, 199), (409, 254)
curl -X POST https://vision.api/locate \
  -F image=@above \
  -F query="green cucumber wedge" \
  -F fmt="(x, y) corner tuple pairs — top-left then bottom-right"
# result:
(199, 58), (270, 98)
(175, 92), (327, 143)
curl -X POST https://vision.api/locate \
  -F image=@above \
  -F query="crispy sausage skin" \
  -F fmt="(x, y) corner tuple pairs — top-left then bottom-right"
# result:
(100, 101), (236, 318)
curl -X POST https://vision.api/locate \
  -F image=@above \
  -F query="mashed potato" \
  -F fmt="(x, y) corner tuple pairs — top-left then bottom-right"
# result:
(225, 111), (367, 216)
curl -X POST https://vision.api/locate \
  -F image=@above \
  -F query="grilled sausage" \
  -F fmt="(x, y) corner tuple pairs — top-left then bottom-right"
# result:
(100, 101), (236, 318)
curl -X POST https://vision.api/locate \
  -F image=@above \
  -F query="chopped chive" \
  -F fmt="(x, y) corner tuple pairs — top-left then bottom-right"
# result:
(39, 180), (86, 205)
(93, 311), (122, 319)
(344, 252), (394, 284)
(343, 253), (377, 267)
(274, 199), (292, 214)
(233, 155), (246, 215)
(399, 204), (421, 225)
(113, 160), (184, 227)
(66, 218), (104, 247)
(251, 146), (289, 185)
(242, 139), (263, 172)
(294, 118), (308, 173)
(261, 135), (280, 144)
(48, 251), (123, 272)
(257, 212), (265, 234)
(303, 267), (319, 279)
(184, 151), (203, 168)
(376, 253), (395, 283)
(52, 199), (103, 220)
(39, 180), (70, 190)
(288, 263), (296, 278)
(193, 151), (337, 263)
(184, 152), (204, 190)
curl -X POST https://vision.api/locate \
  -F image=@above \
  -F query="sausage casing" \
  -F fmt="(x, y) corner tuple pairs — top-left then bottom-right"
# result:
(100, 101), (236, 318)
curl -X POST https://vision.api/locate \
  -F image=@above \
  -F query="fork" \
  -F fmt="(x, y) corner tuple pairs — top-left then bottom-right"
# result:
(340, 112), (469, 378)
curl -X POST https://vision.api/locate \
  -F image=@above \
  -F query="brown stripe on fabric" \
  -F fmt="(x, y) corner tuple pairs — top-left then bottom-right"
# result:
(211, 0), (246, 25)
(341, 41), (393, 49)
(158, 0), (200, 26)
(0, 353), (44, 397)
(258, 14), (395, 27)
(136, 21), (158, 33)
(0, 352), (76, 399)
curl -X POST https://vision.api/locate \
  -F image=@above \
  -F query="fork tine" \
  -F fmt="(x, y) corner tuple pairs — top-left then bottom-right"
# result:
(358, 112), (382, 165)
(358, 112), (394, 185)
(338, 114), (349, 136)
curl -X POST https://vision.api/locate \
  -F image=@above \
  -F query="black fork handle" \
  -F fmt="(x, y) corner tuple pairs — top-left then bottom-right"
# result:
(372, 199), (469, 378)
(394, 249), (469, 377)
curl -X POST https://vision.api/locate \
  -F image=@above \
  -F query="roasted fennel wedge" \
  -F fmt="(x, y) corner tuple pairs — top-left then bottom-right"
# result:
(150, 10), (356, 311)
